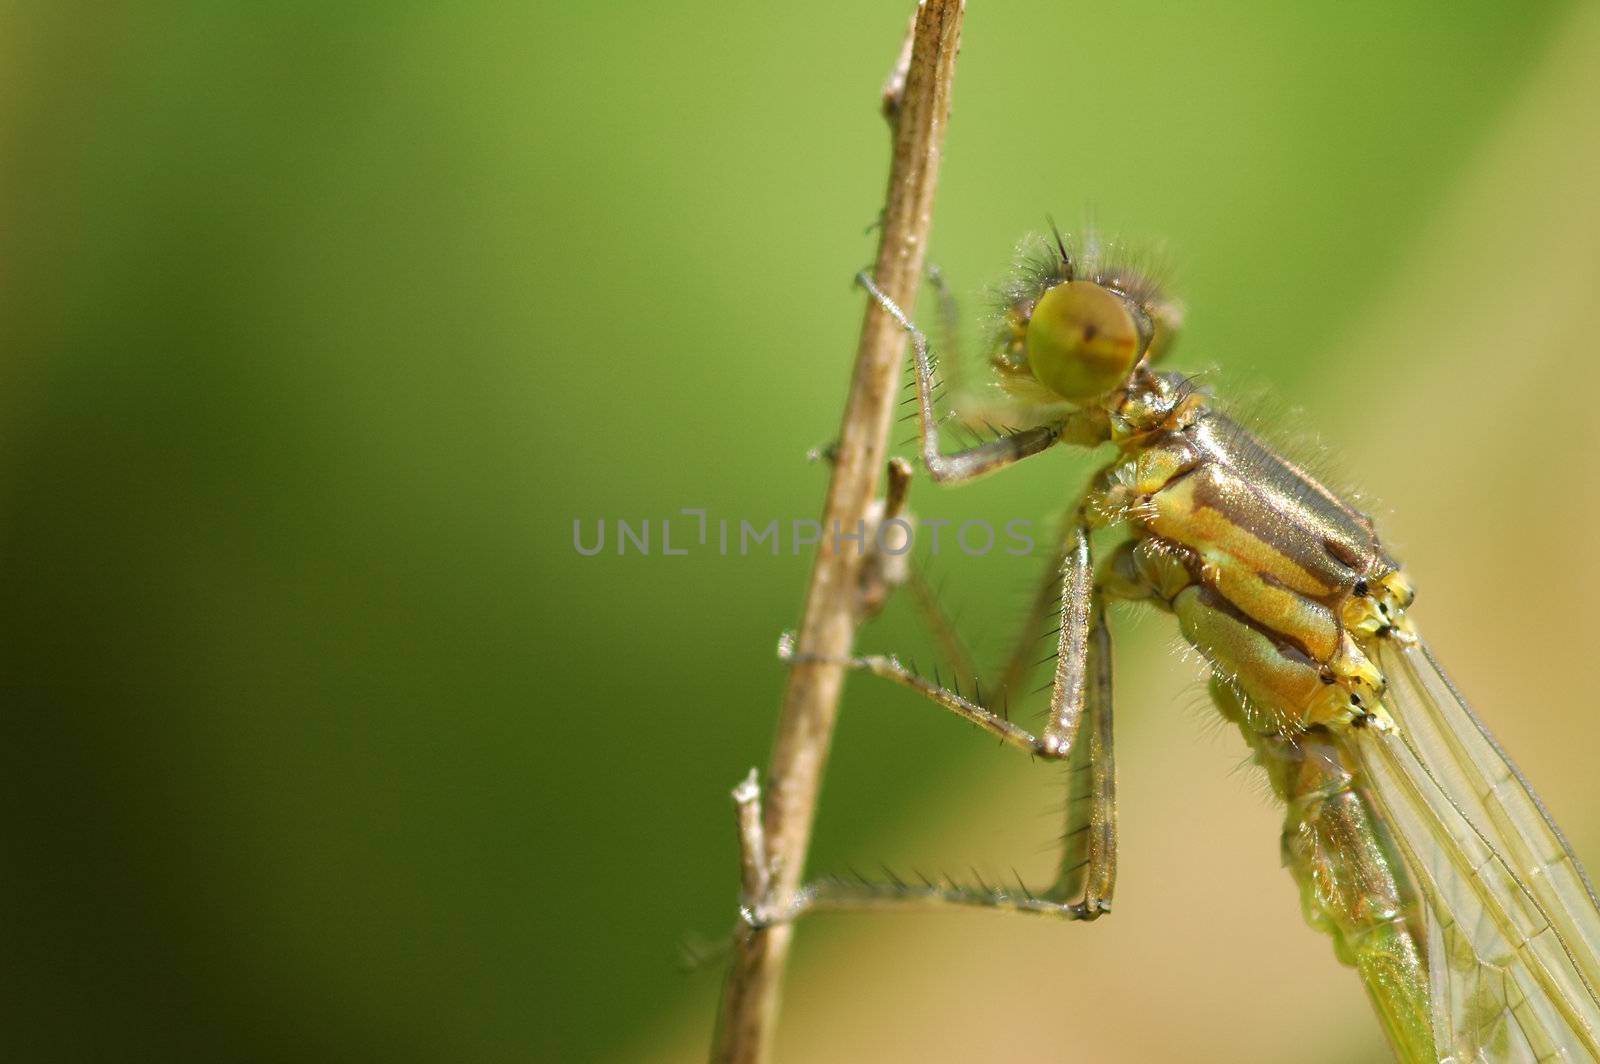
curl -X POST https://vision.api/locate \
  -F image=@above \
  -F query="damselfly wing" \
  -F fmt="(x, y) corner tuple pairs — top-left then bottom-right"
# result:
(1358, 640), (1600, 1059)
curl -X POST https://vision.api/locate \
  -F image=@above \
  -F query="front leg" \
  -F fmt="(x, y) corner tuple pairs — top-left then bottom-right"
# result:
(857, 270), (1068, 483)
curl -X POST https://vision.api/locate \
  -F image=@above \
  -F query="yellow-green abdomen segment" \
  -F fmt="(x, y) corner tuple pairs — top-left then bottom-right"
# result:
(1221, 681), (1435, 1061)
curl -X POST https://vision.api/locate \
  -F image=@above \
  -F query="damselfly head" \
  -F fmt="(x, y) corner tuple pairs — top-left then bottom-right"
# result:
(991, 227), (1184, 406)
(1025, 280), (1146, 401)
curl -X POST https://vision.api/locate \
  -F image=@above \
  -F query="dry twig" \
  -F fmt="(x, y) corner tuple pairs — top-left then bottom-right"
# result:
(709, 3), (965, 1060)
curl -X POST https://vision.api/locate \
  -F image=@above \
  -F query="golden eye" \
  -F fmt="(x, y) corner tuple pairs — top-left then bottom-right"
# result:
(1025, 281), (1142, 402)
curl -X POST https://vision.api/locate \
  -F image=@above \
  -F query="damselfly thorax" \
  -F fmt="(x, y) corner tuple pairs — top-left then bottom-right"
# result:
(1094, 374), (1412, 732)
(1088, 383), (1434, 1057)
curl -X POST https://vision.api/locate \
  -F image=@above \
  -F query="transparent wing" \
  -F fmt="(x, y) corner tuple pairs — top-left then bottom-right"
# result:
(1354, 638), (1600, 1061)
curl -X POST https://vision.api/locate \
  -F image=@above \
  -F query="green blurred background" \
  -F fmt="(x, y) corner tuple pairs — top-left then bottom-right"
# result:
(3, 2), (1598, 1061)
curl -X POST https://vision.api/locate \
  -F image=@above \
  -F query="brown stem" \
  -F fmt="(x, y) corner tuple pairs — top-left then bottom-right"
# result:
(708, 3), (964, 1061)
(731, 769), (770, 908)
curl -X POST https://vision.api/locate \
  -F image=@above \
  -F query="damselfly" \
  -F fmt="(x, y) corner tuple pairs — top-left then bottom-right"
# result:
(763, 232), (1600, 1062)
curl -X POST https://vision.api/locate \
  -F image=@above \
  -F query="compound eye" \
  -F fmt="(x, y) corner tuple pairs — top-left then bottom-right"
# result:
(1025, 281), (1141, 402)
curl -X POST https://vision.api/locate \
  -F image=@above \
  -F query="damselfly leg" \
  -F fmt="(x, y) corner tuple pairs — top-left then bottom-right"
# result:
(755, 279), (1118, 925)
(769, 580), (1114, 923)
(861, 271), (1082, 483)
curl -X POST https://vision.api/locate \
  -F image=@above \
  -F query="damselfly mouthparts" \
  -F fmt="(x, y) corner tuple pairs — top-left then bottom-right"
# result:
(764, 232), (1600, 1063)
